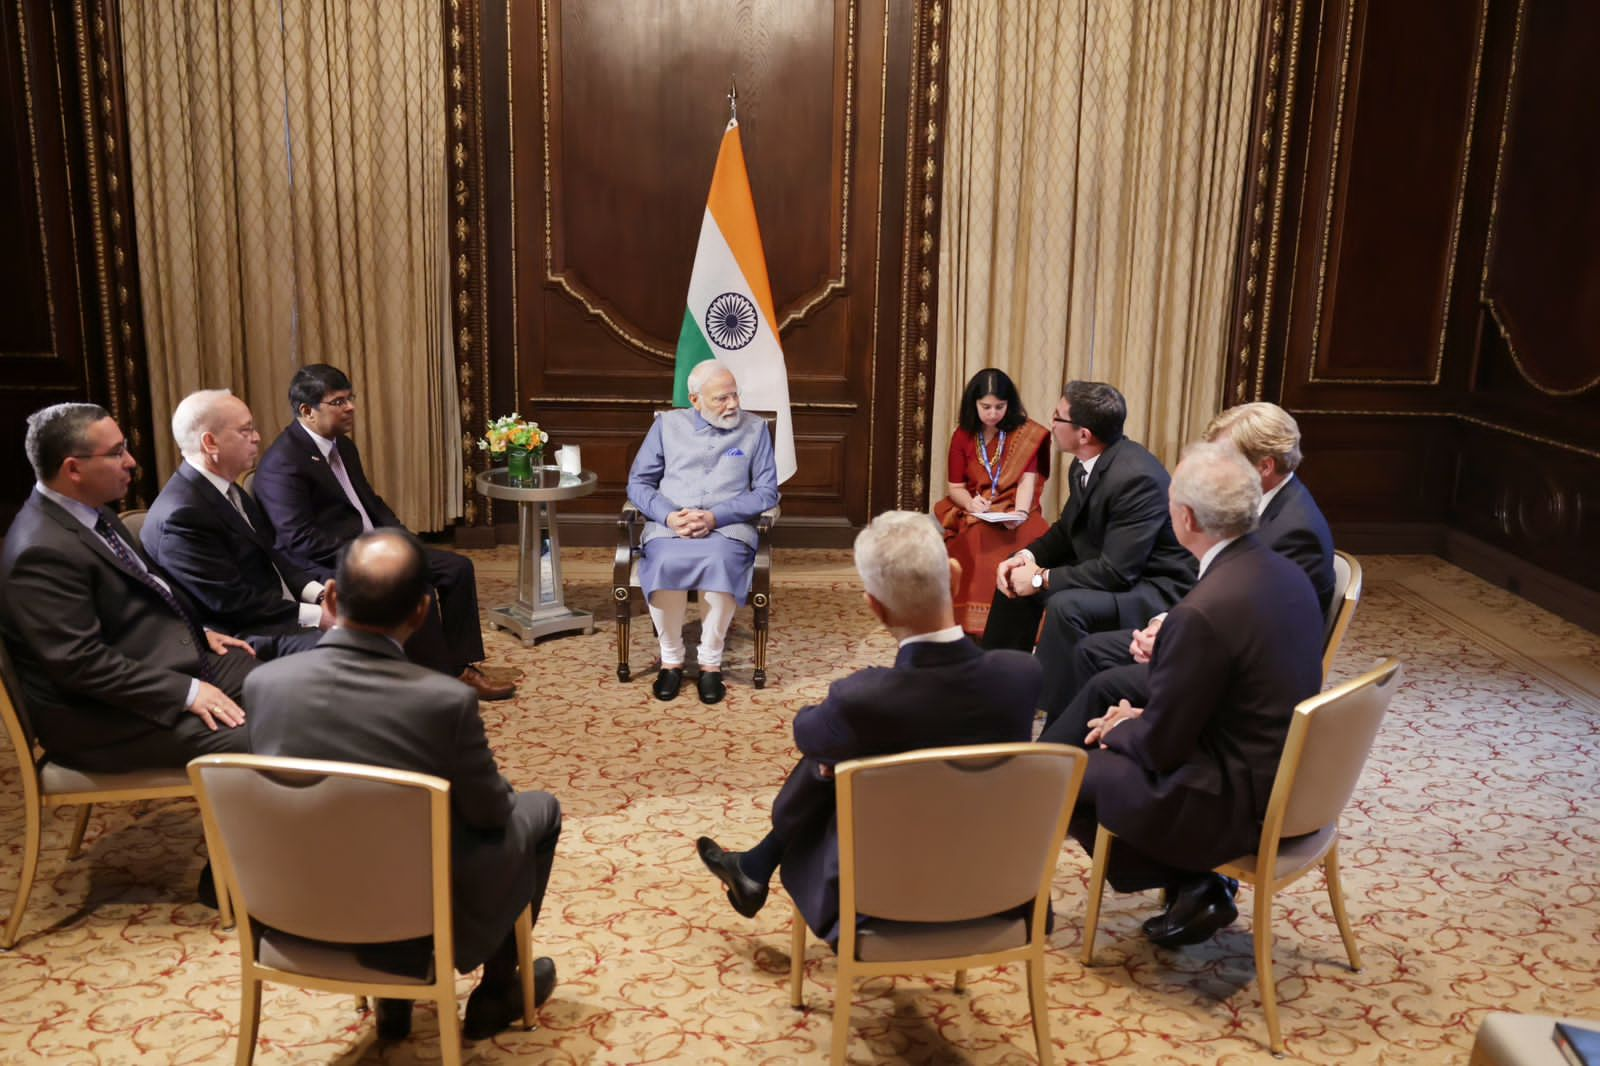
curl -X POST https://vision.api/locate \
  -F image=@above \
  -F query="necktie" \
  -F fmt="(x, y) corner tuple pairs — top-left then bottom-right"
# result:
(228, 485), (295, 603)
(1074, 464), (1088, 496)
(93, 514), (212, 681)
(327, 447), (375, 531)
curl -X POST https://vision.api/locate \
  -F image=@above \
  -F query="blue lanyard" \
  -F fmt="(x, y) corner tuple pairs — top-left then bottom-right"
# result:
(975, 430), (1006, 497)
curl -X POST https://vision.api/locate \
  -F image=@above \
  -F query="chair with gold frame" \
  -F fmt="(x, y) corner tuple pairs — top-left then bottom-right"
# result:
(1080, 658), (1403, 1055)
(1322, 550), (1364, 679)
(789, 742), (1088, 1064)
(0, 639), (228, 949)
(118, 507), (150, 541)
(188, 754), (537, 1066)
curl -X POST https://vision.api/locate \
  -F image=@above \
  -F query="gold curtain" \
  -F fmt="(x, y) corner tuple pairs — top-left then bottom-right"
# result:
(935, 0), (1261, 515)
(121, 1), (296, 480)
(121, 0), (460, 528)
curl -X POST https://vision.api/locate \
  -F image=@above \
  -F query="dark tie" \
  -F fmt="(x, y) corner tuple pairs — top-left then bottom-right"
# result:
(225, 484), (255, 530)
(93, 514), (212, 681)
(1074, 464), (1088, 496)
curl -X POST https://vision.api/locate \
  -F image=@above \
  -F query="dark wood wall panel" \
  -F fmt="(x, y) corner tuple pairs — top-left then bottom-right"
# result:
(493, 0), (937, 542)
(1231, 0), (1600, 627)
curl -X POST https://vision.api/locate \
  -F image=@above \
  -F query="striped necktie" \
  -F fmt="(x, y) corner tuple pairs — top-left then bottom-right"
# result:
(93, 514), (212, 681)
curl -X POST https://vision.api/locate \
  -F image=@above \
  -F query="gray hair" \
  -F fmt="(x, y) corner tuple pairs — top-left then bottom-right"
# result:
(1170, 441), (1262, 539)
(687, 360), (734, 397)
(853, 510), (952, 619)
(171, 388), (236, 459)
(24, 402), (110, 481)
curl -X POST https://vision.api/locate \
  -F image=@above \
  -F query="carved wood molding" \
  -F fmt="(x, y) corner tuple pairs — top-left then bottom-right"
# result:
(897, 0), (949, 509)
(447, 0), (492, 525)
(74, 0), (152, 503)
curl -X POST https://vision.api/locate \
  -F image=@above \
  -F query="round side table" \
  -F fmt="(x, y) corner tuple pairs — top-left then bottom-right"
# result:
(475, 467), (598, 643)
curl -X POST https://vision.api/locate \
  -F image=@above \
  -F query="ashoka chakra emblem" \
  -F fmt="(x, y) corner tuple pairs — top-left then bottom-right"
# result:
(704, 292), (759, 350)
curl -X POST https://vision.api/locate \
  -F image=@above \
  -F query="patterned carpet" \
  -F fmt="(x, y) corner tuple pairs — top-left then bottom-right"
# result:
(0, 549), (1596, 1064)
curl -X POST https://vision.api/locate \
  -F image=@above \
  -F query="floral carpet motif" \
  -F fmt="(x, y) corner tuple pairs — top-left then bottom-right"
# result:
(0, 550), (1596, 1064)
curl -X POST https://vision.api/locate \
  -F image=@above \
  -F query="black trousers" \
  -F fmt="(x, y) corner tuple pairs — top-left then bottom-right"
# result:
(1038, 662), (1153, 747)
(983, 585), (1157, 711)
(403, 547), (487, 676)
(50, 646), (257, 772)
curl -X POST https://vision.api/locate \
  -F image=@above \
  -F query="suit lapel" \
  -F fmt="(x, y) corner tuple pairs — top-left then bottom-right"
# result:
(35, 493), (156, 586)
(1260, 475), (1299, 529)
(288, 421), (348, 500)
(180, 464), (266, 548)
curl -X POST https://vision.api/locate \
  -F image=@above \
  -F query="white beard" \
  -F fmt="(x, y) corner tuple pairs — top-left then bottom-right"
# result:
(703, 408), (740, 430)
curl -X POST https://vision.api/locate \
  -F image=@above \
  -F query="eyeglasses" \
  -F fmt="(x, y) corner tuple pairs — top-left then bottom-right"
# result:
(71, 443), (129, 460)
(320, 393), (357, 409)
(1052, 416), (1079, 427)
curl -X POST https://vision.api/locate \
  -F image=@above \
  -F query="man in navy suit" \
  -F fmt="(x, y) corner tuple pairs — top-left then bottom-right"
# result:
(0, 403), (255, 771)
(141, 390), (329, 660)
(252, 364), (513, 700)
(1040, 402), (1335, 740)
(982, 381), (1196, 716)
(1065, 442), (1324, 948)
(695, 511), (1040, 944)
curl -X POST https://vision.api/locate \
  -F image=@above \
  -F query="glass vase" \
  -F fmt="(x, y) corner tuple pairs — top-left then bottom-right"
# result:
(506, 446), (539, 485)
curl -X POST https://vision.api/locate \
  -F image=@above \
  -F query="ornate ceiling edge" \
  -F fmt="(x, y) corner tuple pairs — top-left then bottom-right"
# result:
(75, 0), (152, 505)
(448, 0), (492, 525)
(895, 0), (947, 511)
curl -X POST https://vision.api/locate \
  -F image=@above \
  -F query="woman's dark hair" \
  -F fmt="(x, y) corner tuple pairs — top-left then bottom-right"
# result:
(957, 368), (1027, 435)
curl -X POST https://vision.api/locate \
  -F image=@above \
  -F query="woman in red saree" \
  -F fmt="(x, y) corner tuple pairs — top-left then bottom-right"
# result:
(934, 369), (1052, 636)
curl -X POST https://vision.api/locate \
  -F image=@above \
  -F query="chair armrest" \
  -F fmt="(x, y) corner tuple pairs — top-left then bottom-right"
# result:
(615, 503), (646, 589)
(757, 504), (781, 534)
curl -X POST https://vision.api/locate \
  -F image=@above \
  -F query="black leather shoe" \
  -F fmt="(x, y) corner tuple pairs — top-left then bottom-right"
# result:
(1146, 874), (1239, 949)
(462, 956), (556, 1040)
(1141, 876), (1237, 938)
(375, 998), (413, 1040)
(697, 670), (726, 705)
(196, 862), (218, 909)
(652, 667), (684, 701)
(696, 836), (768, 918)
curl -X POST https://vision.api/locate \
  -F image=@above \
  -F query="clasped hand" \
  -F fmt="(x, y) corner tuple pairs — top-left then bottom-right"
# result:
(666, 508), (716, 538)
(1084, 699), (1143, 747)
(995, 554), (1042, 598)
(1128, 616), (1164, 664)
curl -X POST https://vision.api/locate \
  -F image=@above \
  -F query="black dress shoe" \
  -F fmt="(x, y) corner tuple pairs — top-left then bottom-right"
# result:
(196, 862), (219, 909)
(1146, 874), (1239, 949)
(462, 956), (556, 1041)
(375, 998), (413, 1040)
(696, 836), (768, 918)
(697, 670), (726, 705)
(1141, 876), (1237, 937)
(652, 667), (684, 701)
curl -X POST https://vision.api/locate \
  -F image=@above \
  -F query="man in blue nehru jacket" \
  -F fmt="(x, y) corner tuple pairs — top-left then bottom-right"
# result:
(627, 361), (779, 705)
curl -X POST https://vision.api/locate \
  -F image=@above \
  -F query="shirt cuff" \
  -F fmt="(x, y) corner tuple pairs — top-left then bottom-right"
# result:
(184, 678), (200, 709)
(297, 602), (323, 627)
(301, 580), (325, 604)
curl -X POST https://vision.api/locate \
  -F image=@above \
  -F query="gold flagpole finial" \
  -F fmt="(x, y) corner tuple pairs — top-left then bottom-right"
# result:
(728, 76), (738, 123)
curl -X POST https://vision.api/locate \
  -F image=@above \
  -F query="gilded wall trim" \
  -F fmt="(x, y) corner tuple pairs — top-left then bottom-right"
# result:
(1479, 0), (1600, 398)
(448, 0), (493, 524)
(11, 2), (61, 366)
(1253, 0), (1305, 401)
(1292, 407), (1600, 462)
(1228, 0), (1285, 404)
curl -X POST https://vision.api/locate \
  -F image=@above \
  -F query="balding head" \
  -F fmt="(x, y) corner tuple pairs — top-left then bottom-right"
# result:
(333, 530), (432, 635)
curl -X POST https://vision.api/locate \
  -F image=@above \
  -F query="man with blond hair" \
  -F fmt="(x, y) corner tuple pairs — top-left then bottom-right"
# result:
(142, 389), (329, 659)
(1063, 442), (1323, 948)
(1042, 401), (1335, 736)
(695, 510), (1039, 944)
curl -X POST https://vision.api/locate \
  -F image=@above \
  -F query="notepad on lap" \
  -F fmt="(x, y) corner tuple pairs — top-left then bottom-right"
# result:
(974, 511), (1026, 523)
(1555, 1022), (1600, 1066)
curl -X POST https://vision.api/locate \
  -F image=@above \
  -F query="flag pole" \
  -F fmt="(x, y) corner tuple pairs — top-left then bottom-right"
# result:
(728, 75), (738, 123)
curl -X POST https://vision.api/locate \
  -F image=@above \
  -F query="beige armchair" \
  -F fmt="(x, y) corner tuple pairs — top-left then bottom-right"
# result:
(790, 742), (1088, 1064)
(0, 640), (226, 948)
(119, 507), (150, 541)
(1080, 657), (1403, 1054)
(188, 754), (538, 1066)
(1323, 550), (1364, 679)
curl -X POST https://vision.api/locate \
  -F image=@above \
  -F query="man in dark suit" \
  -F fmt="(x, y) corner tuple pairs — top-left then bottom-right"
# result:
(983, 380), (1195, 716)
(141, 390), (329, 660)
(0, 403), (255, 771)
(695, 511), (1040, 944)
(1065, 441), (1324, 948)
(1041, 401), (1336, 737)
(243, 529), (562, 1042)
(252, 364), (513, 700)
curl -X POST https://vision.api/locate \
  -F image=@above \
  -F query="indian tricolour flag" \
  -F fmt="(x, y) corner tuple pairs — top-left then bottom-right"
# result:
(673, 118), (796, 484)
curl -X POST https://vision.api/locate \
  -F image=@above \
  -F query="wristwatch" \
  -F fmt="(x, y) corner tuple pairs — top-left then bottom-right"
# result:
(1030, 571), (1046, 590)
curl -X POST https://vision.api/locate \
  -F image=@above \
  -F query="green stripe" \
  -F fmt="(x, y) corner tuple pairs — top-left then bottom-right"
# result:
(672, 309), (715, 407)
